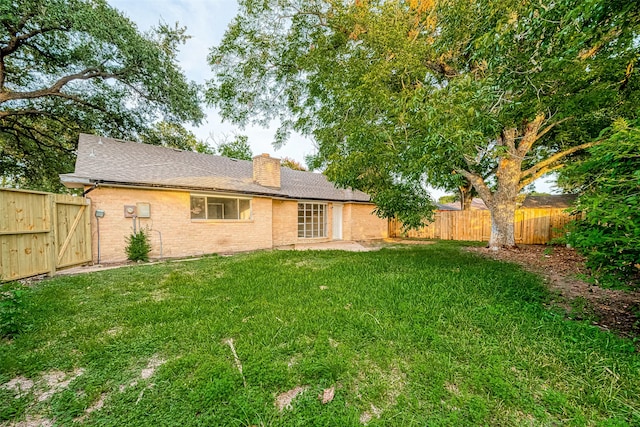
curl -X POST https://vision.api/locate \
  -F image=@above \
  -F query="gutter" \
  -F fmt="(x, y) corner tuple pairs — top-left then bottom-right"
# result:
(70, 179), (373, 204)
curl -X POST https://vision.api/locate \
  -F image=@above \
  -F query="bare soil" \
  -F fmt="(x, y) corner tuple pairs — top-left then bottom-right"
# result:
(467, 245), (640, 340)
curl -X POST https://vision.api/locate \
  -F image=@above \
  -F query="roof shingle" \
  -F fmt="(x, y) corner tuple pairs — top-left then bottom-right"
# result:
(60, 134), (371, 202)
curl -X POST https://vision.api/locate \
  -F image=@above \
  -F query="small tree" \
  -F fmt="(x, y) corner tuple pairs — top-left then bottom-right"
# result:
(125, 229), (152, 262)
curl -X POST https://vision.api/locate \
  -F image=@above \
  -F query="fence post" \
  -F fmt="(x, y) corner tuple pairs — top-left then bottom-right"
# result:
(49, 194), (57, 277)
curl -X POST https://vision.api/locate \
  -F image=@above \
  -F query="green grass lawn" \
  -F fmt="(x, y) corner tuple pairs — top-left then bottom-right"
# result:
(1, 243), (639, 426)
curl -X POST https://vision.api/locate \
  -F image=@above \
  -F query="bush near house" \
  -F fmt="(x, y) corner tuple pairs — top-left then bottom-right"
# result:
(125, 229), (152, 262)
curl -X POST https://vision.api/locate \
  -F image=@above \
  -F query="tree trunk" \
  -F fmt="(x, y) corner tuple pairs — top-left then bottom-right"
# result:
(454, 114), (597, 249)
(459, 183), (473, 210)
(488, 198), (517, 249)
(486, 155), (521, 248)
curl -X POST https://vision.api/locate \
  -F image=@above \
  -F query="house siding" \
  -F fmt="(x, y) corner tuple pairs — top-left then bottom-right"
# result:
(87, 187), (273, 262)
(343, 203), (388, 241)
(272, 199), (298, 246)
(85, 187), (387, 263)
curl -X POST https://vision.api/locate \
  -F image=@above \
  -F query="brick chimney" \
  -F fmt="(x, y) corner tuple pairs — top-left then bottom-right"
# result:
(253, 153), (281, 188)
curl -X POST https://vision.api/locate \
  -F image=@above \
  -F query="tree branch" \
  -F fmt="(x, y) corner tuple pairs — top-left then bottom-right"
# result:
(0, 109), (51, 119)
(518, 164), (563, 190)
(519, 139), (603, 184)
(50, 92), (110, 113)
(454, 168), (493, 206)
(0, 68), (121, 103)
(515, 113), (545, 158)
(1, 25), (67, 57)
(500, 127), (517, 155)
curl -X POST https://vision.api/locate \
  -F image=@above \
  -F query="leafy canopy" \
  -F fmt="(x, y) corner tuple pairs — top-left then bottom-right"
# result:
(0, 0), (203, 191)
(209, 0), (639, 231)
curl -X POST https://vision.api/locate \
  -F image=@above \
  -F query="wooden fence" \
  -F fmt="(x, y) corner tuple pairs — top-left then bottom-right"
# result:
(389, 208), (578, 244)
(1, 188), (92, 282)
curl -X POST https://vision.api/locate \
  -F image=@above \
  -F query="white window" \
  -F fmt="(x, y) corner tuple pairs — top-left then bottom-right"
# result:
(298, 203), (327, 238)
(190, 195), (251, 220)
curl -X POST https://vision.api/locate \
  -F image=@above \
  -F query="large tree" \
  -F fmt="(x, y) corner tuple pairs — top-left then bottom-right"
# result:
(208, 0), (638, 248)
(0, 0), (203, 191)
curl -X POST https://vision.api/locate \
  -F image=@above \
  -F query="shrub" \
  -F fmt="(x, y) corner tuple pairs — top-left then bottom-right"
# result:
(563, 119), (640, 287)
(0, 285), (27, 339)
(125, 228), (152, 262)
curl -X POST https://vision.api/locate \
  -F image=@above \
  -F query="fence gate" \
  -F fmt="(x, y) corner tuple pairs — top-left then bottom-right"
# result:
(1, 188), (92, 282)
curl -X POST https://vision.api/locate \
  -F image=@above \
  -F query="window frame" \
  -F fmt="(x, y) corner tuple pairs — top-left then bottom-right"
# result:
(297, 202), (327, 238)
(190, 194), (252, 221)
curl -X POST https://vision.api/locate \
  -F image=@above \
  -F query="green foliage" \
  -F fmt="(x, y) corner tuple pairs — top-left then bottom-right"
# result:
(438, 195), (458, 204)
(208, 0), (639, 240)
(0, 284), (27, 338)
(0, 0), (203, 191)
(1, 245), (639, 424)
(281, 157), (307, 171)
(371, 182), (435, 230)
(216, 134), (253, 160)
(564, 119), (640, 286)
(140, 122), (212, 153)
(125, 229), (152, 262)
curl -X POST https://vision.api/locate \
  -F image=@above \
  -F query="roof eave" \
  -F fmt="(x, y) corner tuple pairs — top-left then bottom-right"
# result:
(59, 174), (91, 189)
(76, 179), (372, 203)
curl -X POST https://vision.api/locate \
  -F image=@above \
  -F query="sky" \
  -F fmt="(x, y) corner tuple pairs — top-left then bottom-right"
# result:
(108, 0), (316, 164)
(107, 0), (556, 198)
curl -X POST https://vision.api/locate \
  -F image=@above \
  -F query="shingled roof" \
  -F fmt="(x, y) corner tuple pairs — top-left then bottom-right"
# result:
(520, 194), (577, 209)
(439, 194), (577, 211)
(60, 134), (371, 202)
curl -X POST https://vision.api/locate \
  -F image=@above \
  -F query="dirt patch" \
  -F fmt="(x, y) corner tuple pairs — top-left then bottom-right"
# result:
(445, 382), (460, 395)
(359, 404), (382, 424)
(8, 415), (54, 427)
(105, 326), (123, 337)
(140, 355), (166, 380)
(275, 386), (308, 411)
(467, 245), (640, 339)
(74, 392), (106, 423)
(319, 386), (335, 404)
(1, 377), (34, 398)
(38, 369), (85, 402)
(150, 289), (169, 302)
(2, 369), (84, 426)
(351, 359), (407, 423)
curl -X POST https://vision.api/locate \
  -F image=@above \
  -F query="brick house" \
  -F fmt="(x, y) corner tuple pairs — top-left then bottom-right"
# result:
(60, 134), (388, 262)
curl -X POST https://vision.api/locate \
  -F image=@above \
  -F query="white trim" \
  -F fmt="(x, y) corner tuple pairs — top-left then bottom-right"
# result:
(297, 202), (327, 238)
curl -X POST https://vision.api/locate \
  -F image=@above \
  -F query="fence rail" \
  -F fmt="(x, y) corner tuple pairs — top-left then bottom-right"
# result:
(389, 208), (578, 244)
(1, 188), (92, 282)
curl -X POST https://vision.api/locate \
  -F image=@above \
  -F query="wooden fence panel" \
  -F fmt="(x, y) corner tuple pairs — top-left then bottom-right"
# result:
(55, 196), (92, 269)
(1, 188), (91, 282)
(390, 208), (576, 244)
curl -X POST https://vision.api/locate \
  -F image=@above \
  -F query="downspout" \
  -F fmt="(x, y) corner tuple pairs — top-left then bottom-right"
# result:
(96, 216), (101, 264)
(82, 182), (99, 196)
